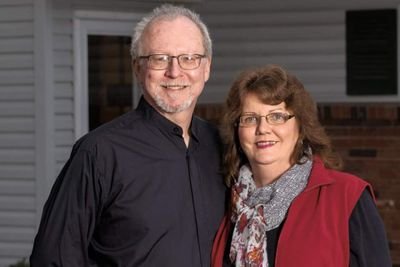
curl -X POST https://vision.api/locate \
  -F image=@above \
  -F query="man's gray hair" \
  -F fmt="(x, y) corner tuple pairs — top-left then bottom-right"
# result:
(130, 4), (212, 58)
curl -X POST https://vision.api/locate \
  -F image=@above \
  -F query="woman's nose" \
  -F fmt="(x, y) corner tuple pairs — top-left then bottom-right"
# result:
(256, 117), (271, 135)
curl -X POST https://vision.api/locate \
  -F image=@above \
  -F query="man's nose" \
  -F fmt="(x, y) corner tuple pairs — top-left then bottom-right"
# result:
(165, 57), (182, 78)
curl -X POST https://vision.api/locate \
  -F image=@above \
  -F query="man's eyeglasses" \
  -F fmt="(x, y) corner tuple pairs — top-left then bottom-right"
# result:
(138, 54), (206, 70)
(238, 112), (295, 127)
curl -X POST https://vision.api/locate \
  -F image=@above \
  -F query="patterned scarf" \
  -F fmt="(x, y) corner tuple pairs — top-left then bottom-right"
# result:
(229, 158), (312, 267)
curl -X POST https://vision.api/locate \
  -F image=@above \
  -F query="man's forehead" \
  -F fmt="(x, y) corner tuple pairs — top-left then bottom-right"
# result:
(141, 17), (204, 52)
(145, 16), (200, 35)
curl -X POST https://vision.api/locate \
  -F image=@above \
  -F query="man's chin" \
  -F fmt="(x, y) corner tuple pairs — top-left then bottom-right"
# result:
(156, 99), (193, 114)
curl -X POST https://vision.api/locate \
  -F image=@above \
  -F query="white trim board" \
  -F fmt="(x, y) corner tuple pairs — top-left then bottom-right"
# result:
(34, 0), (55, 227)
(73, 11), (144, 140)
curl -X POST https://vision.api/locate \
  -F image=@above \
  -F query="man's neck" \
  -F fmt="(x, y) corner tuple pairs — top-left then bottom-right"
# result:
(163, 109), (193, 147)
(142, 97), (195, 147)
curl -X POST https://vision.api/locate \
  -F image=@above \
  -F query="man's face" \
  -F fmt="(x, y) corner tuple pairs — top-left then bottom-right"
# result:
(134, 16), (211, 115)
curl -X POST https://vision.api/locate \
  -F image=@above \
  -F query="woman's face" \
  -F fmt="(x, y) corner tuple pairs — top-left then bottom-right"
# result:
(238, 93), (300, 173)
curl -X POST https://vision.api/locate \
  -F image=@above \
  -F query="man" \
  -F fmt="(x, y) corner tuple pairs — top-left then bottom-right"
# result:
(30, 4), (226, 267)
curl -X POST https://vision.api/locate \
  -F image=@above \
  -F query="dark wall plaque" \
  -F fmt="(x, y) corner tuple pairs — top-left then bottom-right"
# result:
(346, 9), (397, 95)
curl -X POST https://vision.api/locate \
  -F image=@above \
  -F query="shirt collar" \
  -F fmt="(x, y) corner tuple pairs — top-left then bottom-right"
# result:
(135, 97), (200, 142)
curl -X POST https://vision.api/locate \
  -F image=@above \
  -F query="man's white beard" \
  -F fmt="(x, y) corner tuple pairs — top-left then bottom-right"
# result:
(154, 93), (194, 113)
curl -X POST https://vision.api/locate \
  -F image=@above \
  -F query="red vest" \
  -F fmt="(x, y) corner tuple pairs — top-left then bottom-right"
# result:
(212, 158), (372, 267)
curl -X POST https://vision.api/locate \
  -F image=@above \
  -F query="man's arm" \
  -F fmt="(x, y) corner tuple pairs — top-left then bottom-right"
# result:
(30, 148), (102, 266)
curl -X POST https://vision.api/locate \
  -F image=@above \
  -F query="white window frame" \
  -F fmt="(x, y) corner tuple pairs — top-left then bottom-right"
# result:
(341, 6), (400, 103)
(73, 11), (144, 139)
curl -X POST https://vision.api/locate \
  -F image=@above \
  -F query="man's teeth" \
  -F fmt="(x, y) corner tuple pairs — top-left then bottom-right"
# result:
(162, 84), (188, 89)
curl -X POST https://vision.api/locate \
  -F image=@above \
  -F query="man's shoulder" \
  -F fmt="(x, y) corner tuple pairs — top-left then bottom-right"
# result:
(73, 110), (145, 152)
(193, 116), (219, 134)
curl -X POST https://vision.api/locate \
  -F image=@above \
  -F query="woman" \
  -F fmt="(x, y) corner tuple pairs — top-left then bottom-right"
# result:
(212, 65), (392, 267)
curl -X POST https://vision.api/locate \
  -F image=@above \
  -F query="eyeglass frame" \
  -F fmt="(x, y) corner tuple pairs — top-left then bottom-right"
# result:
(237, 112), (295, 127)
(137, 53), (207, 70)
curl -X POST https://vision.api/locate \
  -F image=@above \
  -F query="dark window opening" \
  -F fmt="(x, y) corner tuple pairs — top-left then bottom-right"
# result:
(88, 35), (133, 131)
(346, 9), (397, 96)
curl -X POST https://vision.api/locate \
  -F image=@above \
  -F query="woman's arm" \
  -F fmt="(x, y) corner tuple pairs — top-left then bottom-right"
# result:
(349, 189), (392, 267)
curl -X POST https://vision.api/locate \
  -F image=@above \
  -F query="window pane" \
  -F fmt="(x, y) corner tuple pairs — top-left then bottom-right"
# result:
(346, 9), (397, 96)
(88, 35), (133, 131)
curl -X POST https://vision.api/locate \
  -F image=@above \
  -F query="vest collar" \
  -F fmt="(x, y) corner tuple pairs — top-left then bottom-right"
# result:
(303, 157), (335, 192)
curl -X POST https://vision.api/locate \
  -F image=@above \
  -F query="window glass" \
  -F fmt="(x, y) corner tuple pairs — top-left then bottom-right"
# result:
(88, 35), (133, 130)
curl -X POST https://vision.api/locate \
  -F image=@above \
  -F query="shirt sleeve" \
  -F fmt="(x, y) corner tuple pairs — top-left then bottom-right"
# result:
(30, 146), (103, 267)
(349, 189), (392, 267)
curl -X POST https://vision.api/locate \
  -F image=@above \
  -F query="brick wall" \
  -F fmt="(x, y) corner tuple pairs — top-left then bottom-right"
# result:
(195, 102), (400, 265)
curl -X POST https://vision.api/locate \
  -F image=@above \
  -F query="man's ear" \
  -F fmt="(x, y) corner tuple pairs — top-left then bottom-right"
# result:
(204, 57), (211, 82)
(132, 59), (140, 77)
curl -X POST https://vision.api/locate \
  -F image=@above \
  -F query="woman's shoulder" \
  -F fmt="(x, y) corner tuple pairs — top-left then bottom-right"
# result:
(312, 157), (371, 198)
(327, 168), (369, 189)
(313, 157), (368, 187)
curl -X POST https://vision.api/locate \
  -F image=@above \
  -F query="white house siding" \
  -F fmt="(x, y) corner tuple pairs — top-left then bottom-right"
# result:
(61, 0), (400, 105)
(200, 8), (346, 103)
(0, 0), (36, 266)
(194, 0), (400, 103)
(52, 4), (75, 175)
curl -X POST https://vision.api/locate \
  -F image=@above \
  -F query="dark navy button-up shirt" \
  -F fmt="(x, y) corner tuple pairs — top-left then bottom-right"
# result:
(30, 97), (227, 267)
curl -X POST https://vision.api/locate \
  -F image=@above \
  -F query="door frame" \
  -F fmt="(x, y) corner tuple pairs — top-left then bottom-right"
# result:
(73, 10), (144, 139)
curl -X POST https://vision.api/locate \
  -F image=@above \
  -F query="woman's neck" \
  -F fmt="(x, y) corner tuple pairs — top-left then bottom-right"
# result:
(250, 162), (292, 187)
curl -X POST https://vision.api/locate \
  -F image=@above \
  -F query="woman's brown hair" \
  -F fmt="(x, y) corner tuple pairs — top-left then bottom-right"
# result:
(220, 65), (342, 186)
